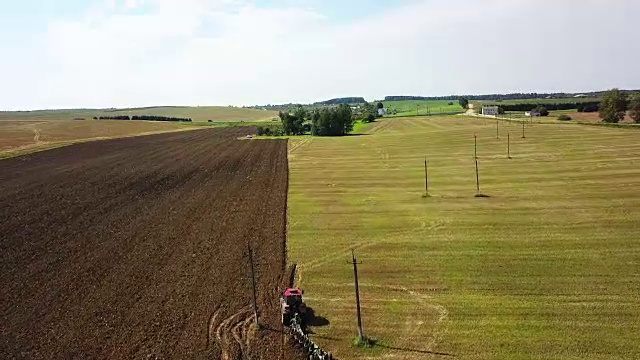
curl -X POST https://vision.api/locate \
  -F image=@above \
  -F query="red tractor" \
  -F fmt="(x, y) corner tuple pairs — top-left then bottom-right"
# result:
(281, 288), (307, 326)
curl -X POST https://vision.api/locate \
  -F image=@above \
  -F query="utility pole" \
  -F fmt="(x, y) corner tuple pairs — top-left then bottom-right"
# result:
(475, 160), (480, 195)
(424, 158), (429, 195)
(349, 250), (364, 342)
(474, 134), (477, 159)
(247, 244), (259, 325)
(496, 120), (499, 139)
(508, 133), (511, 159)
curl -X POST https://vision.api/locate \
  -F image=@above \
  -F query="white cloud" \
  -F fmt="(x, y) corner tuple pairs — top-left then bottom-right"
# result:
(1, 0), (639, 109)
(124, 0), (145, 8)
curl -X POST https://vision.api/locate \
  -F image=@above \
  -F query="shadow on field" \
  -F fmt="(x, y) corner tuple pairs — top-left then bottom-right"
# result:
(305, 306), (330, 328)
(375, 343), (456, 357)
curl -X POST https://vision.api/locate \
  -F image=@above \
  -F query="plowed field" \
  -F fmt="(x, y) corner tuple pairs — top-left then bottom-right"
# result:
(0, 127), (300, 359)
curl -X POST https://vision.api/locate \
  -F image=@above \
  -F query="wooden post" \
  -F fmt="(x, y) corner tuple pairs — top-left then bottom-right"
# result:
(496, 120), (499, 139)
(247, 244), (259, 325)
(508, 133), (511, 159)
(475, 160), (480, 194)
(522, 120), (526, 139)
(349, 250), (364, 342)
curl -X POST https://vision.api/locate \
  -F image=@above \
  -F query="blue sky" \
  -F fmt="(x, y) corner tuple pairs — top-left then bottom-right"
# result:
(1, 0), (639, 110)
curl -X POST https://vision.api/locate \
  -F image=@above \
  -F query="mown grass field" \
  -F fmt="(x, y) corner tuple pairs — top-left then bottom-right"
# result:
(287, 116), (640, 359)
(0, 106), (278, 123)
(382, 100), (464, 116)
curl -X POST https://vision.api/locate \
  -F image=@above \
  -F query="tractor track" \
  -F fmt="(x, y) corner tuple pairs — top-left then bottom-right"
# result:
(214, 308), (251, 360)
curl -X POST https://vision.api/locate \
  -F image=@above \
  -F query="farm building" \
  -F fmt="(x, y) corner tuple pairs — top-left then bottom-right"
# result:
(482, 106), (499, 116)
(378, 108), (388, 116)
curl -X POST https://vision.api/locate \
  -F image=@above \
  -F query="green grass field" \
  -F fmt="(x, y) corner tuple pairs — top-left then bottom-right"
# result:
(0, 106), (278, 123)
(287, 117), (640, 359)
(382, 100), (464, 116)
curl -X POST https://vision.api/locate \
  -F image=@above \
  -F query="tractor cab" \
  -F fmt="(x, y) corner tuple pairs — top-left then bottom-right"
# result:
(281, 288), (306, 325)
(284, 288), (303, 306)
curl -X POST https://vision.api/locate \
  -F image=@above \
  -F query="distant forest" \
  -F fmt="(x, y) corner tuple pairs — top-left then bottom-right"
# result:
(385, 90), (638, 102)
(314, 97), (366, 105)
(493, 102), (600, 112)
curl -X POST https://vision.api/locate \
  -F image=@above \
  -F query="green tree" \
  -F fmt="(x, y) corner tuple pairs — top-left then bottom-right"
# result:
(360, 102), (377, 123)
(311, 104), (354, 136)
(279, 106), (306, 135)
(599, 88), (629, 123)
(311, 109), (321, 136)
(458, 97), (469, 109)
(337, 103), (354, 134)
(629, 93), (640, 123)
(376, 102), (384, 109)
(279, 111), (293, 135)
(536, 106), (549, 117)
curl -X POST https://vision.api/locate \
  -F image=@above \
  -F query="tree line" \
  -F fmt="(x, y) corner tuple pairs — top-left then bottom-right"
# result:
(95, 115), (131, 120)
(385, 90), (639, 102)
(490, 101), (600, 112)
(483, 89), (640, 124)
(94, 115), (193, 122)
(279, 104), (354, 136)
(256, 124), (285, 136)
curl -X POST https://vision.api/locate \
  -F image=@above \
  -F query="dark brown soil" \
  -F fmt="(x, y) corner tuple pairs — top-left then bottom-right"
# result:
(0, 127), (302, 359)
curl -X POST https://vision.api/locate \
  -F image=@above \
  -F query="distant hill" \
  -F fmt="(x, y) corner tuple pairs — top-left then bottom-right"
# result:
(314, 97), (366, 105)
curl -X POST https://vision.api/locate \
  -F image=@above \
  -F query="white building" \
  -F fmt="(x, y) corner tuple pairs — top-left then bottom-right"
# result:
(378, 108), (388, 116)
(482, 106), (499, 116)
